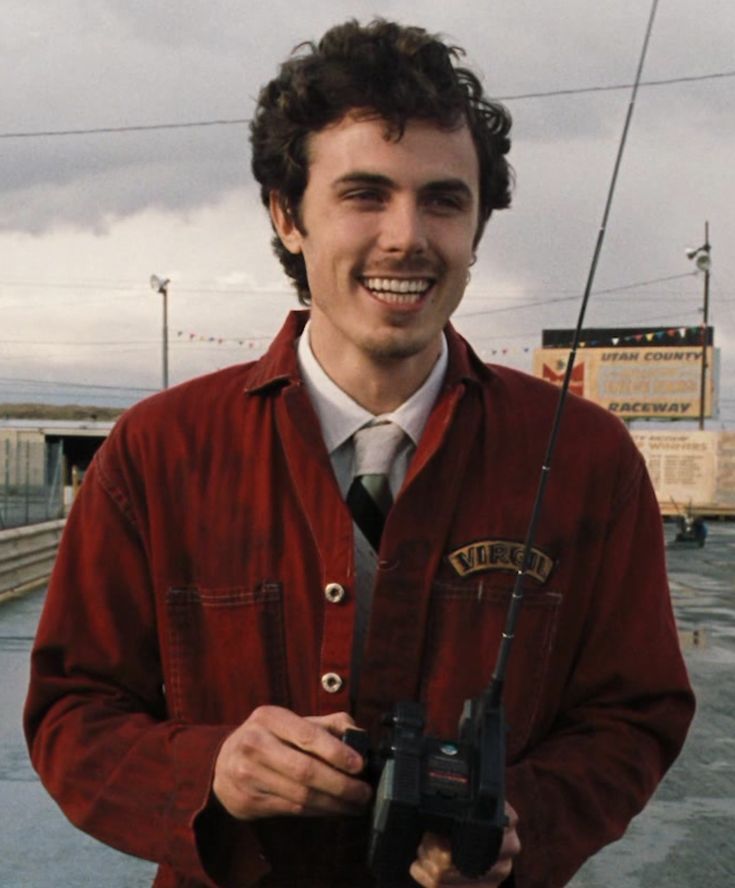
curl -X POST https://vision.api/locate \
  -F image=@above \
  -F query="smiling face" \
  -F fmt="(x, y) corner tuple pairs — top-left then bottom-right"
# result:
(270, 114), (481, 392)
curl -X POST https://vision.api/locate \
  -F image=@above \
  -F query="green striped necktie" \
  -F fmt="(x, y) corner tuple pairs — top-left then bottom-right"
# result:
(346, 420), (406, 551)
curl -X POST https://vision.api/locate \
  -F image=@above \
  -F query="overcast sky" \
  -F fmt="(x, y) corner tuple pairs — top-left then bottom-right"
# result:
(2, 0), (733, 423)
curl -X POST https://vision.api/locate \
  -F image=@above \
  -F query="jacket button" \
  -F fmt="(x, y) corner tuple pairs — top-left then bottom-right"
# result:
(321, 672), (343, 693)
(324, 582), (346, 603)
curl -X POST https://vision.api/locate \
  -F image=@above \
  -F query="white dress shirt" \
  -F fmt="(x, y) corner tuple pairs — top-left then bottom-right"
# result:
(297, 321), (448, 690)
(297, 321), (448, 497)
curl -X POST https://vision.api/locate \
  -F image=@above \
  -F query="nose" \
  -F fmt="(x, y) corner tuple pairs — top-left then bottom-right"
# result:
(377, 197), (428, 256)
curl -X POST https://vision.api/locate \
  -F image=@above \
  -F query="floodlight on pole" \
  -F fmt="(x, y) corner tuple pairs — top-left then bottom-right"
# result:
(149, 275), (170, 390)
(685, 223), (711, 430)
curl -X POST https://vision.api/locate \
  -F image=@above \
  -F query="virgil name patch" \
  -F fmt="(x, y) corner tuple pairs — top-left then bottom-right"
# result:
(447, 539), (554, 584)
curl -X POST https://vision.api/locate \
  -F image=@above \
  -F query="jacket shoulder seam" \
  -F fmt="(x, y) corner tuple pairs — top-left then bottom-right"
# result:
(93, 447), (140, 532)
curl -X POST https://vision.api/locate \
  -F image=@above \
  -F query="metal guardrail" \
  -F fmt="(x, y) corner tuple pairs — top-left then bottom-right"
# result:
(0, 519), (65, 602)
(1, 437), (64, 530)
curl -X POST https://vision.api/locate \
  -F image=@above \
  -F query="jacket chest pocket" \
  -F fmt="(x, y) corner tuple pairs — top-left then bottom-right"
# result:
(164, 583), (289, 724)
(419, 578), (562, 759)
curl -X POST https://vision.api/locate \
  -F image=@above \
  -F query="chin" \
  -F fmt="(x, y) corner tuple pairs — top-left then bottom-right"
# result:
(362, 332), (433, 362)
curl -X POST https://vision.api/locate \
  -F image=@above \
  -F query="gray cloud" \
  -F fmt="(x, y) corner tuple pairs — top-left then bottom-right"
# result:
(1, 125), (251, 233)
(2, 0), (732, 235)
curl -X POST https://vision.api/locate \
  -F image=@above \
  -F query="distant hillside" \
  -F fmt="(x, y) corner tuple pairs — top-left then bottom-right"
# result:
(0, 403), (124, 421)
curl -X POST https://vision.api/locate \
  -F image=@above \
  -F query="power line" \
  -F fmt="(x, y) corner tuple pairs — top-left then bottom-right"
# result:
(593, 272), (698, 294)
(0, 376), (156, 393)
(456, 272), (699, 319)
(0, 279), (289, 294)
(0, 272), (702, 300)
(0, 340), (159, 347)
(499, 69), (735, 100)
(0, 118), (250, 140)
(1, 71), (733, 140)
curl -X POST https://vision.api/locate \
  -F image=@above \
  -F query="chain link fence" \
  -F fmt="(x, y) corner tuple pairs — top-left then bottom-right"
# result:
(0, 437), (64, 529)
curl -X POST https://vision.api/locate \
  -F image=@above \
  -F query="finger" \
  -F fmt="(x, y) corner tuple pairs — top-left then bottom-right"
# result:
(409, 860), (467, 887)
(306, 711), (357, 737)
(408, 859), (436, 888)
(497, 801), (521, 862)
(410, 859), (510, 888)
(412, 833), (454, 886)
(499, 827), (522, 861)
(229, 757), (370, 818)
(306, 712), (367, 768)
(216, 729), (370, 820)
(484, 858), (514, 886)
(231, 722), (371, 805)
(413, 830), (516, 887)
(264, 739), (372, 804)
(252, 705), (363, 774)
(417, 832), (452, 867)
(505, 800), (519, 830)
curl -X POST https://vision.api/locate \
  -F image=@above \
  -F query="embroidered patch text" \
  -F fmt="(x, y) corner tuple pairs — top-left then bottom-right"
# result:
(447, 539), (554, 583)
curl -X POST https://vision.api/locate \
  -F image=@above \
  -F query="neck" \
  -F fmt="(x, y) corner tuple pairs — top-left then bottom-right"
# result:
(307, 329), (442, 414)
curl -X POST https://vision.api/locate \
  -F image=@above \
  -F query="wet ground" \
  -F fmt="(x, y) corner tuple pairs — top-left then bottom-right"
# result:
(1, 521), (733, 886)
(0, 589), (155, 886)
(570, 520), (735, 887)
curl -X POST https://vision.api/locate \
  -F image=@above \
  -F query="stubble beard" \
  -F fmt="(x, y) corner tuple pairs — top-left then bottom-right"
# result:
(358, 326), (439, 364)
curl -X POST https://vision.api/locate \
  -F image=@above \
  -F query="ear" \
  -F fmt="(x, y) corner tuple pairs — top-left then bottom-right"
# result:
(269, 192), (304, 255)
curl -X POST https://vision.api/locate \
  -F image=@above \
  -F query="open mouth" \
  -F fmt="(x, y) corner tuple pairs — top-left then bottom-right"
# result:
(360, 276), (434, 305)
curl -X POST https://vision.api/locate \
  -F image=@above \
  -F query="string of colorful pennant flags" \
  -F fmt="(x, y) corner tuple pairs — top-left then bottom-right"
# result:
(174, 324), (706, 355)
(575, 326), (705, 348)
(175, 330), (267, 348)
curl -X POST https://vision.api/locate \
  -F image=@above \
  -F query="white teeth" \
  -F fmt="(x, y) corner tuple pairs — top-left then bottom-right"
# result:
(362, 277), (432, 296)
(374, 291), (421, 304)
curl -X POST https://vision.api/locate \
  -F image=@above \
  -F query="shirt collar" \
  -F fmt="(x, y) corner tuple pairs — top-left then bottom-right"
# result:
(297, 321), (448, 455)
(244, 310), (491, 396)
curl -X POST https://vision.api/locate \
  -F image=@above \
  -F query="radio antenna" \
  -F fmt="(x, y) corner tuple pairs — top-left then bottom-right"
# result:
(487, 0), (661, 708)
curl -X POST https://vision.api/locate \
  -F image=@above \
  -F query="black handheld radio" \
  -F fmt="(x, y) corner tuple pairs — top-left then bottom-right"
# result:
(345, 691), (505, 883)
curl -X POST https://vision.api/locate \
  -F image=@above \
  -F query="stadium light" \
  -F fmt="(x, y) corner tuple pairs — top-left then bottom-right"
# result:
(150, 275), (170, 390)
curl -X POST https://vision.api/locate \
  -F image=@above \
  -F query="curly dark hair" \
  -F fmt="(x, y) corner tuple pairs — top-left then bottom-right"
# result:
(250, 19), (513, 304)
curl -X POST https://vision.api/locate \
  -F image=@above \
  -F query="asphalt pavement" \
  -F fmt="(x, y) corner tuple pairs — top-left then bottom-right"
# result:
(1, 521), (733, 887)
(570, 520), (735, 887)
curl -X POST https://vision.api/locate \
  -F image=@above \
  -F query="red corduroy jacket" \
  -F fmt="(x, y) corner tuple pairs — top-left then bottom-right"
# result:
(24, 311), (694, 887)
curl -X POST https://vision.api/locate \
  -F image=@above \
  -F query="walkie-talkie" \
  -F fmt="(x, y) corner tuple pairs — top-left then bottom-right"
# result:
(345, 691), (506, 883)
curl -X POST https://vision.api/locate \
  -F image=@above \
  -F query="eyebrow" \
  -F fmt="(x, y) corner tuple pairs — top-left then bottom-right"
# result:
(331, 172), (396, 192)
(421, 179), (474, 201)
(333, 171), (474, 200)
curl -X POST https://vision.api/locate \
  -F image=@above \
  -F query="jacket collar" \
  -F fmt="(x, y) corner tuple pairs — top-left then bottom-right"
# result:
(243, 308), (492, 395)
(243, 310), (307, 394)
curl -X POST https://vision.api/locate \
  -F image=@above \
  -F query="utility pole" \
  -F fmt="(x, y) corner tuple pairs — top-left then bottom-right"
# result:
(686, 224), (711, 430)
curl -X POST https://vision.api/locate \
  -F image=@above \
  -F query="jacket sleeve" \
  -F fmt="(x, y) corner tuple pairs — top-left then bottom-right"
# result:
(23, 454), (270, 887)
(505, 458), (695, 887)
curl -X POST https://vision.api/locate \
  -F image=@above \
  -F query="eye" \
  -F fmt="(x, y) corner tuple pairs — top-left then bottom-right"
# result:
(424, 193), (465, 212)
(344, 188), (385, 205)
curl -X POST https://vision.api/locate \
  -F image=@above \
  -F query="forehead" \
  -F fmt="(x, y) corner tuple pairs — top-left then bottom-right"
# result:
(305, 113), (480, 191)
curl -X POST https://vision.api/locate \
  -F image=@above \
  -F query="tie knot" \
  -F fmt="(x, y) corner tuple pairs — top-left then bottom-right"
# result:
(352, 421), (406, 478)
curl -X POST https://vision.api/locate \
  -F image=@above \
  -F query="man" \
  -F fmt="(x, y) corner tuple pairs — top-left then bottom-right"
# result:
(24, 19), (694, 888)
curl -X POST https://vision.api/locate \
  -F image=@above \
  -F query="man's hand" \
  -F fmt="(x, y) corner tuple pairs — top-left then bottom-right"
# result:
(409, 802), (521, 887)
(212, 705), (372, 820)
